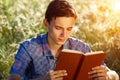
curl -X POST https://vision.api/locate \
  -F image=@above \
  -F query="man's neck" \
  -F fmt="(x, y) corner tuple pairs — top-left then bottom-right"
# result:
(47, 37), (63, 58)
(49, 42), (63, 58)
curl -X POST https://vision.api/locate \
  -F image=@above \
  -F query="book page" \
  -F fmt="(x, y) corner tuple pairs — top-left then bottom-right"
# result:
(85, 51), (104, 56)
(62, 49), (83, 54)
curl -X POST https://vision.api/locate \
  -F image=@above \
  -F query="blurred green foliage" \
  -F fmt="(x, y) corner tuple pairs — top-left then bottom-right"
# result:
(0, 0), (120, 79)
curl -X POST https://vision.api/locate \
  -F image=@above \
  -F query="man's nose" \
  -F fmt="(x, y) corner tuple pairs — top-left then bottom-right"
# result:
(61, 30), (67, 37)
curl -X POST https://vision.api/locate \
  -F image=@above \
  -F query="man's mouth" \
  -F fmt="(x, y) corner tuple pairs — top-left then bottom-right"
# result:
(58, 38), (65, 42)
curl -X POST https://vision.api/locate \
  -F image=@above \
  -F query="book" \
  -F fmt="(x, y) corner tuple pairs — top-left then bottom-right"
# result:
(55, 49), (106, 80)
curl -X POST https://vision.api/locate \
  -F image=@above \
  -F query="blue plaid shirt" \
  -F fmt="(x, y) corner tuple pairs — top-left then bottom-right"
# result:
(10, 33), (91, 80)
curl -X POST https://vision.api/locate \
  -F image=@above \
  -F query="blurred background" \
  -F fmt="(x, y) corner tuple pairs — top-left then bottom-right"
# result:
(0, 0), (120, 79)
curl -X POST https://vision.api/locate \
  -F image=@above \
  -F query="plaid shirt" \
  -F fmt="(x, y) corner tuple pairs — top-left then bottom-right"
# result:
(10, 33), (91, 80)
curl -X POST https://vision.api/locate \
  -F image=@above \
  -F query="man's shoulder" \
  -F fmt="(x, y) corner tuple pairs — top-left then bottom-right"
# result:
(68, 37), (87, 45)
(66, 37), (91, 53)
(21, 33), (47, 47)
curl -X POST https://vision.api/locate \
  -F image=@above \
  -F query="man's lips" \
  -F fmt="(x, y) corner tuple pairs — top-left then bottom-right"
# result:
(58, 38), (65, 42)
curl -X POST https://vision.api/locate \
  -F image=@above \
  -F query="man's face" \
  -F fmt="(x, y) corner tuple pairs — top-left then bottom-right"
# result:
(46, 17), (76, 46)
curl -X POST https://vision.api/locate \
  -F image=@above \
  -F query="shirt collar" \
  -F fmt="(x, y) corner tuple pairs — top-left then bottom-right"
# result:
(42, 32), (70, 57)
(42, 32), (53, 57)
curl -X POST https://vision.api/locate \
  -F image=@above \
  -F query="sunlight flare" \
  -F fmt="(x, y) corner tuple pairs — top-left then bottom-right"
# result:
(112, 1), (120, 12)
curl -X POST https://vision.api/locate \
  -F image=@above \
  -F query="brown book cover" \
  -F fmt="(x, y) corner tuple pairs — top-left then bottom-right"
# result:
(55, 49), (106, 80)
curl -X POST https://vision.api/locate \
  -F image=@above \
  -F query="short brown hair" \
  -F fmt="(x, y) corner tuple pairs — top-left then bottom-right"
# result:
(45, 0), (77, 23)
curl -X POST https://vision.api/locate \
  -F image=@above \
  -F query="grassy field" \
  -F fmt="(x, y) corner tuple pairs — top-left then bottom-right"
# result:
(0, 0), (120, 79)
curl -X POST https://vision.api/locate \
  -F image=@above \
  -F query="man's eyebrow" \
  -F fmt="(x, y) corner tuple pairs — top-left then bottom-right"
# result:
(55, 25), (62, 27)
(55, 26), (63, 29)
(68, 27), (73, 28)
(55, 25), (73, 28)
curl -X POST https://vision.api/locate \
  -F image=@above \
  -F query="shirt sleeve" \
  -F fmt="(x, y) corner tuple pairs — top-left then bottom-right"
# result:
(64, 37), (92, 53)
(10, 42), (31, 76)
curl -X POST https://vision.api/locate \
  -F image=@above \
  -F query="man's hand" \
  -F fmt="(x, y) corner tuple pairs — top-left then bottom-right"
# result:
(44, 70), (67, 80)
(88, 65), (109, 80)
(8, 74), (21, 80)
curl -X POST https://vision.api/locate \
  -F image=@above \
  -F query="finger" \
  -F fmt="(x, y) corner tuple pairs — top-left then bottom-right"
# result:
(94, 76), (106, 80)
(52, 73), (67, 79)
(50, 76), (64, 80)
(89, 66), (108, 74)
(92, 66), (107, 71)
(50, 70), (67, 79)
(88, 69), (107, 75)
(50, 70), (67, 76)
(54, 77), (63, 80)
(89, 71), (108, 79)
(89, 72), (106, 78)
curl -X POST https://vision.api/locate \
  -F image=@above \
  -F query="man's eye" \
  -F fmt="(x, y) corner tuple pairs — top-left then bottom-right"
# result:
(67, 27), (72, 31)
(56, 27), (61, 30)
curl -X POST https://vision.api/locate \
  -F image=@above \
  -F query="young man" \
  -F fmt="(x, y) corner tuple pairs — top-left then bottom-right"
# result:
(8, 0), (119, 80)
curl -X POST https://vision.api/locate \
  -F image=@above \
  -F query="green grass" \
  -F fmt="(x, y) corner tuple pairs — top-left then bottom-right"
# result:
(0, 0), (120, 79)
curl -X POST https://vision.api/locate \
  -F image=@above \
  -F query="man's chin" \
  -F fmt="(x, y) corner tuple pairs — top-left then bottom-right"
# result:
(57, 42), (65, 45)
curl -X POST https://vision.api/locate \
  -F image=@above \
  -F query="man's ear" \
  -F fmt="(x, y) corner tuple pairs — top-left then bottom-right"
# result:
(43, 19), (49, 28)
